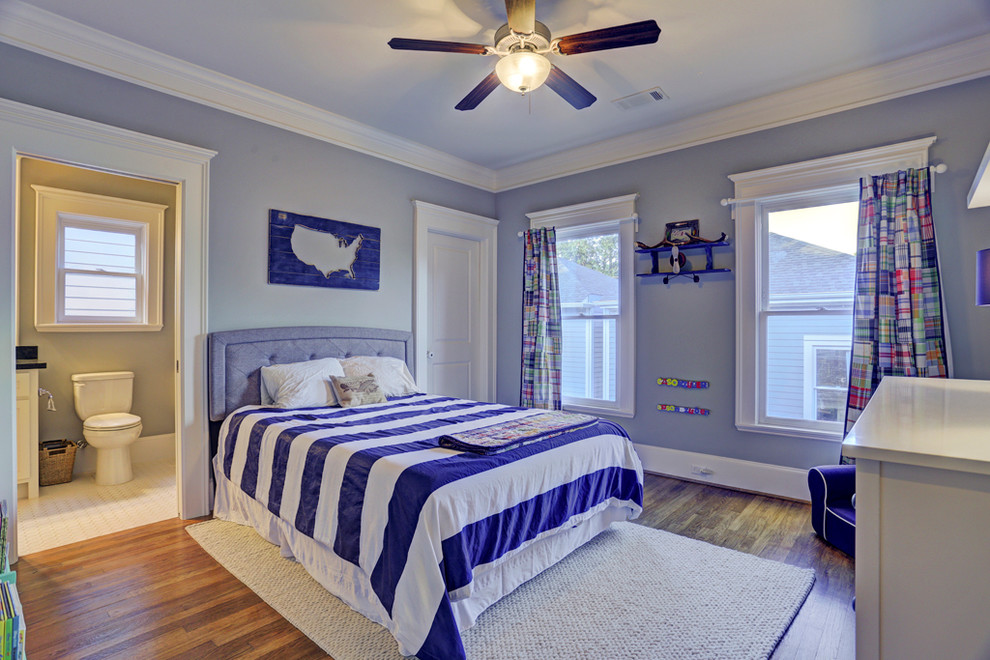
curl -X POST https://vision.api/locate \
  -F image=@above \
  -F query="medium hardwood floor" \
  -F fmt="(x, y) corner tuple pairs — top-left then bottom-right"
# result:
(15, 473), (854, 659)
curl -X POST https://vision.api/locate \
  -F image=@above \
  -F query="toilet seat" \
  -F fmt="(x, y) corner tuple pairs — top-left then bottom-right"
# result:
(84, 412), (142, 431)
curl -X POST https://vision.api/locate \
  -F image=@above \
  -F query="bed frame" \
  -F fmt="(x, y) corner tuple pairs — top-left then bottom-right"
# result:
(207, 325), (413, 422)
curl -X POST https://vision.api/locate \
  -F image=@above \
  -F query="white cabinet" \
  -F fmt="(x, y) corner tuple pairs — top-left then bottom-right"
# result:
(15, 370), (39, 499)
(843, 377), (990, 660)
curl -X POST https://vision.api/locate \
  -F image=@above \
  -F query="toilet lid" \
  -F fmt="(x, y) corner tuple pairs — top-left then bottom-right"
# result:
(84, 412), (142, 431)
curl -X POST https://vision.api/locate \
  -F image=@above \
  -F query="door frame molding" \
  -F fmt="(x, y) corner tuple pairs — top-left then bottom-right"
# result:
(0, 97), (215, 560)
(412, 201), (498, 401)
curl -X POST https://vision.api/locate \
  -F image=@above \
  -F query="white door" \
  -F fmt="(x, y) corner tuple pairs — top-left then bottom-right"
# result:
(414, 201), (497, 401)
(427, 232), (481, 399)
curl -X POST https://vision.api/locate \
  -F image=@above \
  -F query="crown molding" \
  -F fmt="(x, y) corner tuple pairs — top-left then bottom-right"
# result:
(0, 0), (497, 191)
(494, 33), (990, 191)
(2, 0), (988, 194)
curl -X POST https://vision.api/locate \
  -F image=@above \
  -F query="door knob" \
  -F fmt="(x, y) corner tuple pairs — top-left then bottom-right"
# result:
(427, 351), (435, 359)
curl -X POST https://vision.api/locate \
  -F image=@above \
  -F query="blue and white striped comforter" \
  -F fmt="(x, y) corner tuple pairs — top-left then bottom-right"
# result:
(216, 394), (644, 660)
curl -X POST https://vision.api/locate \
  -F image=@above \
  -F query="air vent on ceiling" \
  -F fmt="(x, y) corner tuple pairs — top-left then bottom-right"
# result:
(612, 87), (668, 111)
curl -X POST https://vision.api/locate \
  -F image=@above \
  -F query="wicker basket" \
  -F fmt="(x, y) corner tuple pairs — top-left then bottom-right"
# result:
(39, 440), (77, 486)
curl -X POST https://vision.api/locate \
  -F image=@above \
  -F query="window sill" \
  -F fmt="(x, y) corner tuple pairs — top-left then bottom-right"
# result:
(36, 323), (164, 333)
(735, 421), (843, 442)
(563, 402), (635, 419)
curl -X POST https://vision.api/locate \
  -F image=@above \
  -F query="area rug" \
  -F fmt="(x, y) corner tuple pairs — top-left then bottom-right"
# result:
(187, 519), (814, 660)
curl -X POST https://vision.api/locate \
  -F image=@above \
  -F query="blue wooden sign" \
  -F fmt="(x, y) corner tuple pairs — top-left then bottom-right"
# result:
(268, 209), (380, 291)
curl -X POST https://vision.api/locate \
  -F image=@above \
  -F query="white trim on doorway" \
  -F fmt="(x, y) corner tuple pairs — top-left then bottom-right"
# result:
(0, 97), (215, 562)
(412, 201), (497, 402)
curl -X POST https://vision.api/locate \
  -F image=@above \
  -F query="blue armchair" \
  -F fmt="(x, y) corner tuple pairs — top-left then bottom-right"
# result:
(808, 464), (856, 557)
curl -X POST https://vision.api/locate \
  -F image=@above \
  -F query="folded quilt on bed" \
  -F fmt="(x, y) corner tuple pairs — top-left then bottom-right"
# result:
(439, 411), (598, 454)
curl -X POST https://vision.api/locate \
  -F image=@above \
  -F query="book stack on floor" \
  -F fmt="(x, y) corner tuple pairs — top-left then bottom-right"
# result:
(0, 500), (26, 660)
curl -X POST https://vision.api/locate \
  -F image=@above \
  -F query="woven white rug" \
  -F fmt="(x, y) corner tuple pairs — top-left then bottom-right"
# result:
(187, 519), (814, 660)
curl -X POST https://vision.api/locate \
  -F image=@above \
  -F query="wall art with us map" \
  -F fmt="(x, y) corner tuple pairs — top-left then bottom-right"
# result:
(268, 209), (381, 291)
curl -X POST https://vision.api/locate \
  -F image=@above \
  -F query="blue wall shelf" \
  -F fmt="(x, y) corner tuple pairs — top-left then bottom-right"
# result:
(636, 240), (731, 283)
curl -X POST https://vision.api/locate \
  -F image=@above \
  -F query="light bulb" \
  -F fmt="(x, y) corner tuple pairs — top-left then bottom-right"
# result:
(495, 51), (551, 94)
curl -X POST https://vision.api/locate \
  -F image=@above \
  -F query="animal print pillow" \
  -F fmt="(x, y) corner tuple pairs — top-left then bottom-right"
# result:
(329, 374), (387, 408)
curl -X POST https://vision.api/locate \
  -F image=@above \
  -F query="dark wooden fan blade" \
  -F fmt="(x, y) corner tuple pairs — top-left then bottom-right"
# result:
(455, 72), (501, 111)
(388, 38), (489, 55)
(556, 19), (661, 55)
(505, 0), (536, 34)
(545, 65), (596, 109)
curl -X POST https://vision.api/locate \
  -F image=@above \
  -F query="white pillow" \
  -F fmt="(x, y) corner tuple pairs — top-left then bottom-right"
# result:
(260, 357), (345, 408)
(340, 355), (420, 397)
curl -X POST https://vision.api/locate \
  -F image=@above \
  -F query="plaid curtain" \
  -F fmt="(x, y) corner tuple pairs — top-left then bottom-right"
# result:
(521, 227), (562, 409)
(844, 168), (948, 435)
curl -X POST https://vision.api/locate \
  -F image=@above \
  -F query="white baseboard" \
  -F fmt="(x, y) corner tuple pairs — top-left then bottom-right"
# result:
(634, 443), (810, 502)
(73, 432), (175, 476)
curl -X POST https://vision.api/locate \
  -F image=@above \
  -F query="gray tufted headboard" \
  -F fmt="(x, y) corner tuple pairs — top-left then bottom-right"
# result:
(208, 326), (413, 422)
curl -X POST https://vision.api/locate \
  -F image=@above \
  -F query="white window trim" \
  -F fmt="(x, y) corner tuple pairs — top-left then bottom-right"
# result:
(33, 184), (167, 332)
(528, 194), (637, 418)
(732, 137), (933, 441)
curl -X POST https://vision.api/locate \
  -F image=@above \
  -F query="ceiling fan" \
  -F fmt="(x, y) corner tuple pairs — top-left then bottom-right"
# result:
(388, 0), (660, 111)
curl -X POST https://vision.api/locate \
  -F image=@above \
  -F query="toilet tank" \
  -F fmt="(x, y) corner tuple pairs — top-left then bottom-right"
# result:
(72, 371), (135, 420)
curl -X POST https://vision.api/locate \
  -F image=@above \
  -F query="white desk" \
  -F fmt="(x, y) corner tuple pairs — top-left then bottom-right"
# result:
(843, 376), (990, 660)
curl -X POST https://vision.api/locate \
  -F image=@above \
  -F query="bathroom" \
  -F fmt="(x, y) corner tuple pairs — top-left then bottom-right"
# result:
(15, 156), (178, 554)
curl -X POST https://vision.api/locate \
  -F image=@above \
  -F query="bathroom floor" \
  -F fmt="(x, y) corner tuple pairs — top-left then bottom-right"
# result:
(17, 460), (177, 555)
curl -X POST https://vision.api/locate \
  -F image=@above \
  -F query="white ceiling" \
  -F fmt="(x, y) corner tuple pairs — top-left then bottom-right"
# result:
(3, 0), (990, 188)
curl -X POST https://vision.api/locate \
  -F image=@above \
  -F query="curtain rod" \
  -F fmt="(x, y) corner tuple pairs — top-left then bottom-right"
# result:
(720, 163), (948, 207)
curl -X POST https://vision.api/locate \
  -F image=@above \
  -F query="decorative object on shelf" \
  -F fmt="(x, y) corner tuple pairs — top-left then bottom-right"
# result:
(636, 238), (731, 283)
(657, 404), (710, 415)
(669, 245), (685, 274)
(268, 209), (381, 291)
(657, 377), (709, 389)
(664, 219), (700, 244)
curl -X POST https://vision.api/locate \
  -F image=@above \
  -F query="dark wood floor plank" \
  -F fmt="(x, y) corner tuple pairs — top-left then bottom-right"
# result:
(15, 472), (854, 659)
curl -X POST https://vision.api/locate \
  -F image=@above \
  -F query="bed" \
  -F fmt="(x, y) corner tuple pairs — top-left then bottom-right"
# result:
(208, 326), (644, 660)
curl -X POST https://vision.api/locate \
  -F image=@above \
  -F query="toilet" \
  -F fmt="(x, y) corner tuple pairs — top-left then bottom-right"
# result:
(71, 371), (143, 486)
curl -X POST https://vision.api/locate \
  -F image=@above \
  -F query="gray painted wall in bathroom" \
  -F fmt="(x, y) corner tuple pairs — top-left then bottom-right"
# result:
(17, 158), (178, 449)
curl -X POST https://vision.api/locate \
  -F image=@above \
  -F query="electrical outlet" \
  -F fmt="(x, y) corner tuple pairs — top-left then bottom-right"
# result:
(691, 465), (714, 476)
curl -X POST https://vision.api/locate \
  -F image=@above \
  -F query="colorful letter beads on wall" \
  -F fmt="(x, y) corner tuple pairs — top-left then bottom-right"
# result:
(657, 404), (710, 416)
(657, 377), (709, 389)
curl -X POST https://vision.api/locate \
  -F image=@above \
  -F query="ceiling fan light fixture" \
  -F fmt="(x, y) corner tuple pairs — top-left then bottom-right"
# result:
(495, 50), (551, 94)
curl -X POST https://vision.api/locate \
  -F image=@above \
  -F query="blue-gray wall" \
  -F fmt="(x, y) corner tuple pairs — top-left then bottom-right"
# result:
(494, 75), (990, 469)
(0, 42), (496, 337)
(2, 40), (989, 474)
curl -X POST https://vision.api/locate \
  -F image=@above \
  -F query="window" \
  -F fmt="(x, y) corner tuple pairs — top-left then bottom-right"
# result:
(558, 229), (618, 403)
(528, 195), (636, 417)
(732, 137), (934, 440)
(802, 337), (852, 422)
(33, 185), (166, 331)
(761, 196), (857, 434)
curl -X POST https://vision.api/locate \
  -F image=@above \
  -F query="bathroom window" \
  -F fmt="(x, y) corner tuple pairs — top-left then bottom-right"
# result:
(33, 185), (166, 331)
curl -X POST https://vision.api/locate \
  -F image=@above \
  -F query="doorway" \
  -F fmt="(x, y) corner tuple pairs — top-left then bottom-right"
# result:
(413, 201), (497, 401)
(0, 97), (214, 562)
(14, 156), (179, 553)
